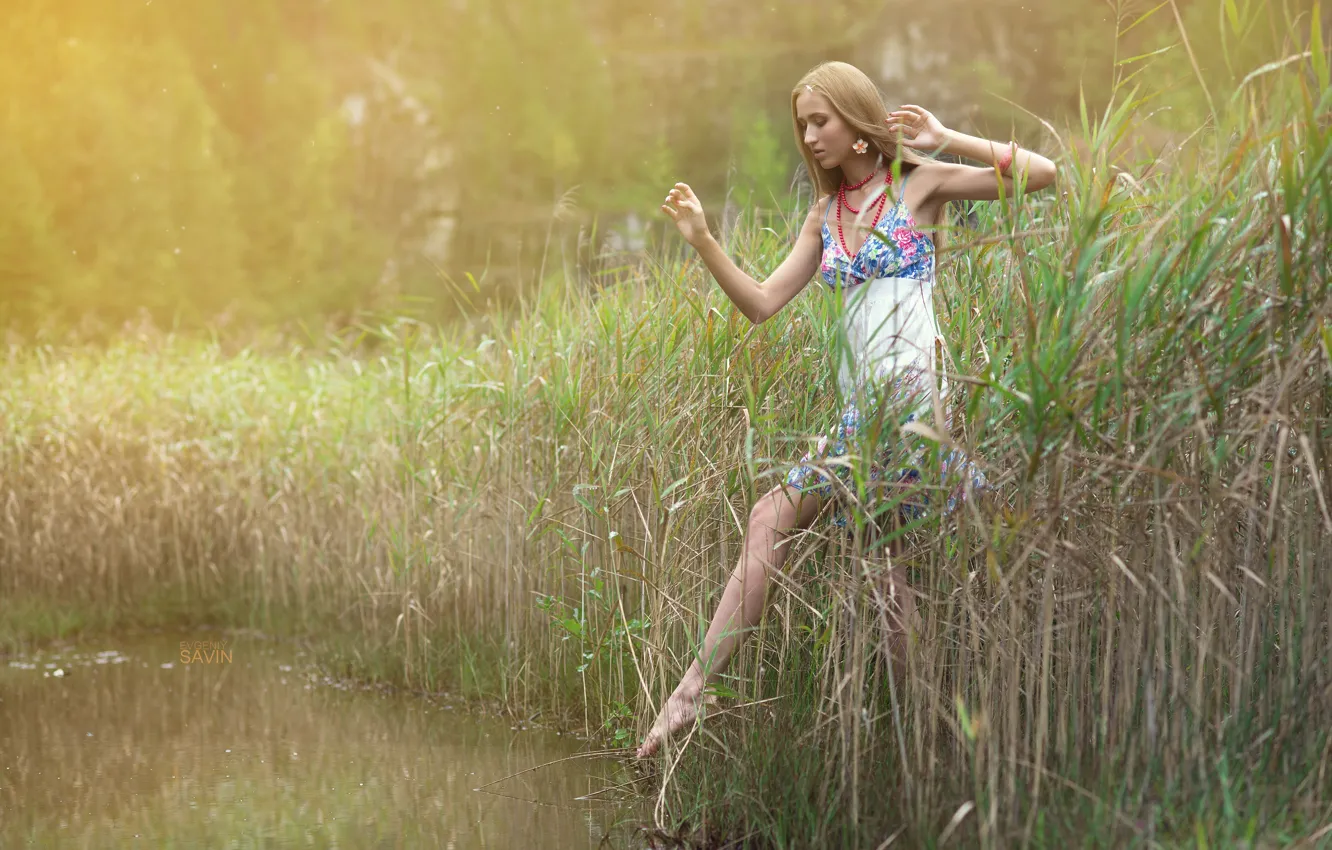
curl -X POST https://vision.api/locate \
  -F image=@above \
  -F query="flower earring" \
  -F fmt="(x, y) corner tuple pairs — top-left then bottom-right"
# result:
(852, 138), (869, 154)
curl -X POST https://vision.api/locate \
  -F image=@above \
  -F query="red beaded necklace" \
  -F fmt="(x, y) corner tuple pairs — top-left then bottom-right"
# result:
(836, 168), (893, 258)
(841, 168), (877, 193)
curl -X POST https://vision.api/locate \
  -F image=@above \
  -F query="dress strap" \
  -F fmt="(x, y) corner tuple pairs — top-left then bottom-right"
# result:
(823, 195), (834, 224)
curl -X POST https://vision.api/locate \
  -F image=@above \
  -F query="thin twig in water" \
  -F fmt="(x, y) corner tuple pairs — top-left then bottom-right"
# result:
(473, 749), (623, 791)
(474, 786), (618, 810)
(574, 775), (646, 801)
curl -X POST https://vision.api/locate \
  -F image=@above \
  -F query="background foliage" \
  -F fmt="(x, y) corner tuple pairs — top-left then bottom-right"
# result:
(3, 0), (1319, 333)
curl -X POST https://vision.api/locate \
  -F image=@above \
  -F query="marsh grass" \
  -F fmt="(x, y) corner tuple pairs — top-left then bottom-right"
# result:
(4, 18), (1332, 849)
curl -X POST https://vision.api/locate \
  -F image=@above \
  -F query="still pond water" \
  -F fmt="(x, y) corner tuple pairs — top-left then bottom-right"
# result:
(1, 632), (641, 848)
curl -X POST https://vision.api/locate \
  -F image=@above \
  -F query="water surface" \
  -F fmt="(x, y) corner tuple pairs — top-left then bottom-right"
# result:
(1, 631), (640, 848)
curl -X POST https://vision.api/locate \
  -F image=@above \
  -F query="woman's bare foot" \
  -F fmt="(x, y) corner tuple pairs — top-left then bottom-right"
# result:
(635, 684), (710, 759)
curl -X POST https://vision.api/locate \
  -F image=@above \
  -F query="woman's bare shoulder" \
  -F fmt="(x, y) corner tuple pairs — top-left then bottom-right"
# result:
(798, 195), (832, 234)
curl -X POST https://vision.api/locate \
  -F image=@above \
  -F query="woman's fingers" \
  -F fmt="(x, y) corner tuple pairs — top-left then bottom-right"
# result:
(668, 182), (701, 202)
(662, 183), (704, 225)
(898, 104), (934, 125)
(887, 124), (921, 148)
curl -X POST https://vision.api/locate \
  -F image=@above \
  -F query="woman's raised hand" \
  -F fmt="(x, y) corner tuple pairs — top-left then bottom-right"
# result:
(886, 104), (950, 152)
(661, 183), (710, 246)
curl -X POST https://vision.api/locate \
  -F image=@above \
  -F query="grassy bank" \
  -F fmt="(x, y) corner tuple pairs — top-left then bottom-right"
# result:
(5, 44), (1332, 850)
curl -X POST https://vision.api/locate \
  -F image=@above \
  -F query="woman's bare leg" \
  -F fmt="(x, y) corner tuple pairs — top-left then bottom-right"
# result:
(635, 483), (825, 758)
(873, 521), (919, 675)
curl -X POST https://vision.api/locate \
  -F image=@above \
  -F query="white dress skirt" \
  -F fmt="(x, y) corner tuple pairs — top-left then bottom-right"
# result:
(784, 274), (992, 529)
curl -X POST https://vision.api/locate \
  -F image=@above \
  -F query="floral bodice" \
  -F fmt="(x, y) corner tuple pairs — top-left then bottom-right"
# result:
(818, 172), (935, 289)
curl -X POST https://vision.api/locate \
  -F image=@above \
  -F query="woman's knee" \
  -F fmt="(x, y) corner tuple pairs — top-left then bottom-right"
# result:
(871, 568), (919, 631)
(750, 484), (821, 533)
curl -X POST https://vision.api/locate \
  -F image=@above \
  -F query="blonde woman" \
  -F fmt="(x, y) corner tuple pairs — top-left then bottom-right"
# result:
(637, 60), (1056, 759)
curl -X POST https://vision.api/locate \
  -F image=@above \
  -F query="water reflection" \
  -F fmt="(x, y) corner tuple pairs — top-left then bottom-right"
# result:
(1, 633), (639, 848)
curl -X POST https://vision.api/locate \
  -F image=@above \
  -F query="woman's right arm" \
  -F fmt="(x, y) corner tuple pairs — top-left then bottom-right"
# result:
(663, 183), (826, 326)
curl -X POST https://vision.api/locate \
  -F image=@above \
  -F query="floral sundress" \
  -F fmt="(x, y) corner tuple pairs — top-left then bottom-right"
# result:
(784, 170), (992, 528)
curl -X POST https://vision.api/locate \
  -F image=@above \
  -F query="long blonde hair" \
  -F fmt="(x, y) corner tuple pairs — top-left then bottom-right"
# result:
(791, 62), (947, 244)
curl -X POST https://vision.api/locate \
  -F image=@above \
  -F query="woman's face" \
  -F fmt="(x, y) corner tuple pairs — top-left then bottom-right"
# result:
(795, 90), (858, 170)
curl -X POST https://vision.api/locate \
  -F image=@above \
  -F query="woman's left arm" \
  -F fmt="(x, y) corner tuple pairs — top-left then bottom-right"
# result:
(888, 104), (1057, 202)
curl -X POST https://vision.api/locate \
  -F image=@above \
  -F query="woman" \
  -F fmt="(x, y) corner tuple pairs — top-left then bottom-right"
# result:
(636, 61), (1056, 760)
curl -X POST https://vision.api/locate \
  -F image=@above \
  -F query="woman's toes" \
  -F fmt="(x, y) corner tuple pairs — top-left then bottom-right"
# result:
(636, 691), (704, 758)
